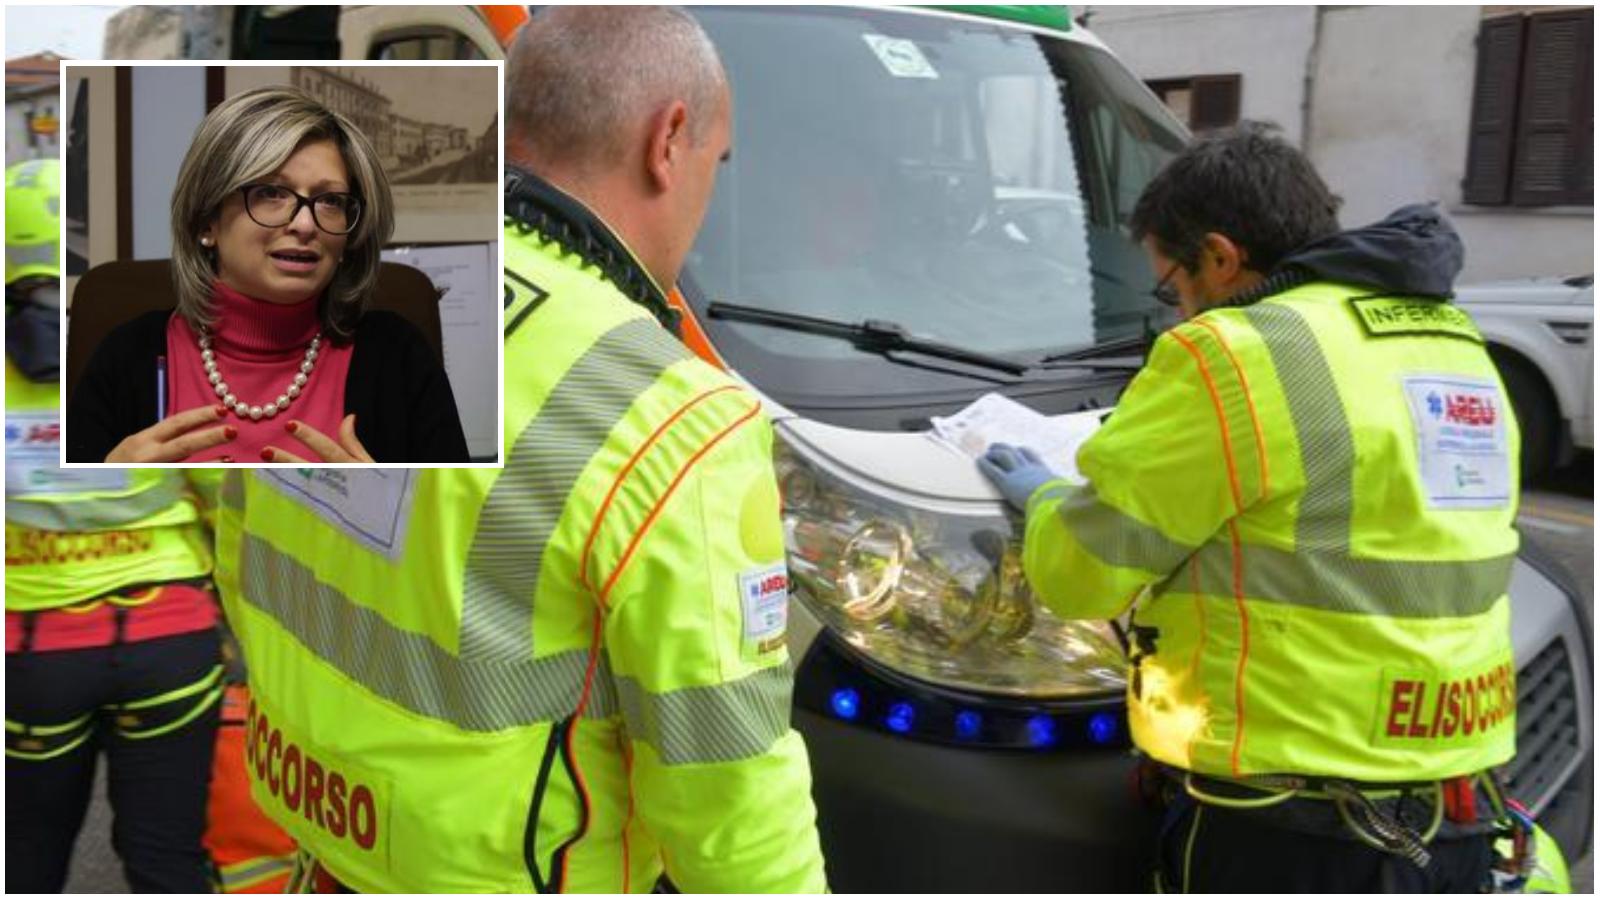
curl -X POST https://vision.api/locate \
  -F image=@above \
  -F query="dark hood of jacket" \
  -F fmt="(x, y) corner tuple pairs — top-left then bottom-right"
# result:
(1274, 203), (1465, 299)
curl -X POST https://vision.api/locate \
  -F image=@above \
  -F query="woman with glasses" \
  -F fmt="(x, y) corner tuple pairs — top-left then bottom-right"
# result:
(67, 86), (468, 463)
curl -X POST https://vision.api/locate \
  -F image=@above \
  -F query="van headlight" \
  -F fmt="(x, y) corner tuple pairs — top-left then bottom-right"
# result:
(776, 435), (1126, 698)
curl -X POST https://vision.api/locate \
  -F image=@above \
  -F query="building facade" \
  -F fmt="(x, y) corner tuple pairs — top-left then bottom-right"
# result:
(1083, 5), (1592, 283)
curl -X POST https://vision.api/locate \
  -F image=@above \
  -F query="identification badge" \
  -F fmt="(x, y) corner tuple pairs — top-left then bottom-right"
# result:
(1400, 375), (1511, 509)
(259, 469), (417, 561)
(738, 561), (790, 660)
(5, 410), (129, 496)
(1351, 297), (1484, 343)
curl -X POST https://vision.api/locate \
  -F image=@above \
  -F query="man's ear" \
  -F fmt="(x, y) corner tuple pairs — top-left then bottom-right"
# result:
(1200, 231), (1249, 284)
(644, 100), (690, 193)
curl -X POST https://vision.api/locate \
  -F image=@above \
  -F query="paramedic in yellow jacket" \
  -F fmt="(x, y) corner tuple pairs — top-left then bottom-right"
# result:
(6, 159), (224, 892)
(215, 7), (827, 892)
(980, 124), (1524, 892)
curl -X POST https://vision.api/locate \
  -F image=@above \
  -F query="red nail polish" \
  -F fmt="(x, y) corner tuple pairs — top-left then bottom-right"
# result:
(285, 421), (298, 434)
(223, 426), (237, 440)
(260, 449), (274, 461)
(215, 404), (227, 416)
(220, 456), (234, 463)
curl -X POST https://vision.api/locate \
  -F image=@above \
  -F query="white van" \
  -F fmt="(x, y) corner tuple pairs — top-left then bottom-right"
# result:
(116, 4), (1593, 889)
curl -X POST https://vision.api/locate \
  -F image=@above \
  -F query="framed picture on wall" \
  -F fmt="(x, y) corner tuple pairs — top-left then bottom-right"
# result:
(223, 63), (499, 243)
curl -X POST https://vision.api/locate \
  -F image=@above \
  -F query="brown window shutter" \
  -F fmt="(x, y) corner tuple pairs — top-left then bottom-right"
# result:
(1189, 75), (1241, 131)
(1463, 16), (1526, 205)
(1511, 9), (1592, 206)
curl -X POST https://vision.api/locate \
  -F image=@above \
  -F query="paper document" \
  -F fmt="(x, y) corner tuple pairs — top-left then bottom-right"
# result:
(929, 392), (1106, 483)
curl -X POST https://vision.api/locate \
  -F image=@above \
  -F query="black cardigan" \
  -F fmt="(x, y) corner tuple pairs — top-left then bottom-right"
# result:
(66, 310), (470, 463)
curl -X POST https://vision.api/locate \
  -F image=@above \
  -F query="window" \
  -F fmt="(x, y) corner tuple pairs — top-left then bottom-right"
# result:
(372, 30), (487, 61)
(1146, 74), (1241, 132)
(1463, 9), (1592, 207)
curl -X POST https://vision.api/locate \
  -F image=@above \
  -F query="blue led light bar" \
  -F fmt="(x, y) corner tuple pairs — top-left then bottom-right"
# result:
(830, 688), (861, 720)
(954, 710), (983, 740)
(1088, 712), (1118, 745)
(885, 702), (916, 734)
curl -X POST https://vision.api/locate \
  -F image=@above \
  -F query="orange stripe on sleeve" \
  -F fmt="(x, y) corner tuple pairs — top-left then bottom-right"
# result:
(1191, 318), (1269, 502)
(578, 384), (742, 602)
(1169, 330), (1245, 513)
(597, 403), (764, 606)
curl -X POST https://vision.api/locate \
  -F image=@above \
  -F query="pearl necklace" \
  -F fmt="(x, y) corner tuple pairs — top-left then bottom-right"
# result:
(199, 329), (322, 421)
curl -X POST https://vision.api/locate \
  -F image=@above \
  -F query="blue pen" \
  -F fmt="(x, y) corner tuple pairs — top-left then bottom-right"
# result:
(156, 355), (167, 420)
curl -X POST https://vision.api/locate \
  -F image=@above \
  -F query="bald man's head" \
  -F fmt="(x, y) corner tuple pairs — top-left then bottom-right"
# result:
(506, 6), (727, 177)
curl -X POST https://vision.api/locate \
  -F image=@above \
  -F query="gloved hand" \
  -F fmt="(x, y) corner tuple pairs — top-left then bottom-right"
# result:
(977, 443), (1056, 512)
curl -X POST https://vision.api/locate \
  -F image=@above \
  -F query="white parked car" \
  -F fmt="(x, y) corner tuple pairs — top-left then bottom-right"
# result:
(1456, 276), (1594, 478)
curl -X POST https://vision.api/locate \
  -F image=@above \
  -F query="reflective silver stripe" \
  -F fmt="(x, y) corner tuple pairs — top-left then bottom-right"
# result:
(219, 855), (296, 891)
(1242, 304), (1353, 552)
(1187, 540), (1514, 618)
(239, 532), (618, 732)
(220, 470), (245, 512)
(616, 664), (793, 765)
(1058, 485), (1199, 572)
(6, 480), (185, 531)
(460, 316), (689, 664)
(5, 241), (56, 269)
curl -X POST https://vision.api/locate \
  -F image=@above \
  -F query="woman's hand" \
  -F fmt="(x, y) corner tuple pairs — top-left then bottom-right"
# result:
(105, 405), (237, 463)
(261, 415), (374, 464)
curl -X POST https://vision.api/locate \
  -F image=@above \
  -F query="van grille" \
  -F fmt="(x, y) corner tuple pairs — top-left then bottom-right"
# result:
(1501, 638), (1582, 811)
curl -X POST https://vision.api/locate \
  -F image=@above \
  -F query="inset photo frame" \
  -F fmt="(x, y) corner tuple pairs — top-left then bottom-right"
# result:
(59, 60), (503, 467)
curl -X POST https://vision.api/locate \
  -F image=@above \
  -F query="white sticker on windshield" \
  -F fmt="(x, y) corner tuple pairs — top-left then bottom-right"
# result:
(259, 469), (417, 561)
(1400, 375), (1511, 509)
(862, 34), (939, 79)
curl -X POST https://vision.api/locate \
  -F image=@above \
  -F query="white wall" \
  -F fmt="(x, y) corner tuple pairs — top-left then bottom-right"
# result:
(5, 92), (59, 164)
(1309, 5), (1593, 282)
(1082, 5), (1317, 145)
(130, 66), (206, 260)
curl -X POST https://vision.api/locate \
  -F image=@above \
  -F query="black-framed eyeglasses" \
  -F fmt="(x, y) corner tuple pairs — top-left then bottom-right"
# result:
(1149, 264), (1181, 308)
(239, 183), (362, 235)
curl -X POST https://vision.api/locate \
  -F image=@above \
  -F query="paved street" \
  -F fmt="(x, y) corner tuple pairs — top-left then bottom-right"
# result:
(62, 457), (1594, 893)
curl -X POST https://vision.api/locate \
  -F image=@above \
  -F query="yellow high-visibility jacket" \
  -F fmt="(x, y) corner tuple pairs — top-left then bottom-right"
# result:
(1022, 285), (1519, 782)
(215, 197), (827, 892)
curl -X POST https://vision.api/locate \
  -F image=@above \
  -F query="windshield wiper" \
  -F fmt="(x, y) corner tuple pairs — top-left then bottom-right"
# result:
(1037, 320), (1157, 367)
(706, 301), (1032, 376)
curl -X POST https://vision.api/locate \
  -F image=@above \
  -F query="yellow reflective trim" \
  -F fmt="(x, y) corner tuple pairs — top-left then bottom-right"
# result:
(114, 664), (223, 711)
(117, 685), (222, 740)
(5, 726), (93, 761)
(1350, 297), (1484, 344)
(5, 710), (94, 736)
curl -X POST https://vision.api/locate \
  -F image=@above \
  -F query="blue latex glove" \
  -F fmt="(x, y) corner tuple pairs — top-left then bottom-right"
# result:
(977, 442), (1056, 512)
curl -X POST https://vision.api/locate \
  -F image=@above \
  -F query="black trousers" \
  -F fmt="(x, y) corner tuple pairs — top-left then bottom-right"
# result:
(6, 628), (222, 893)
(1157, 797), (1495, 893)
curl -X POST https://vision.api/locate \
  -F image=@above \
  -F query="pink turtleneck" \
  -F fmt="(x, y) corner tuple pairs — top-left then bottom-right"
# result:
(166, 281), (352, 462)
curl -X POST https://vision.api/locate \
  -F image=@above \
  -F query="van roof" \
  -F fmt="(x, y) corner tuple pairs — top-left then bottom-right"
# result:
(932, 5), (1074, 33)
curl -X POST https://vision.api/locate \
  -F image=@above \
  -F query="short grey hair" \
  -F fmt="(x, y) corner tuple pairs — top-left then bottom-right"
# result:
(506, 6), (726, 175)
(169, 85), (394, 339)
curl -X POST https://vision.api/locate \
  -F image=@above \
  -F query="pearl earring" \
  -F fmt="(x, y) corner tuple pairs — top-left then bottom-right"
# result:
(200, 236), (214, 247)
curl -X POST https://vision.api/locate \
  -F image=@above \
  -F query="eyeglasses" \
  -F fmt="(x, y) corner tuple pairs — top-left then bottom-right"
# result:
(239, 184), (362, 235)
(1149, 264), (1181, 308)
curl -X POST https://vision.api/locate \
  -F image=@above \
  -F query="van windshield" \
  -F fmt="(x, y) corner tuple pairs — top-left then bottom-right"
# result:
(686, 7), (1187, 407)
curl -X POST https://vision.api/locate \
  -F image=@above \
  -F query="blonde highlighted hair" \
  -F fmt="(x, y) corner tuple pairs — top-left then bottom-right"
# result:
(169, 85), (394, 339)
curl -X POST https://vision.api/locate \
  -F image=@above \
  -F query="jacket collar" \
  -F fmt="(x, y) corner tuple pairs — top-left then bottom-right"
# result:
(504, 166), (681, 335)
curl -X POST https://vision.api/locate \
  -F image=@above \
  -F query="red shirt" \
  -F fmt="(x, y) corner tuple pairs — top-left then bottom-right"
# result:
(166, 281), (352, 462)
(6, 583), (219, 654)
